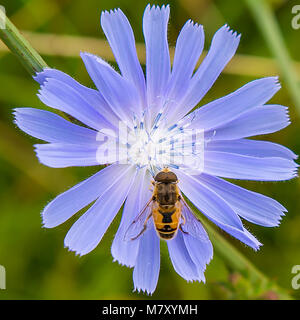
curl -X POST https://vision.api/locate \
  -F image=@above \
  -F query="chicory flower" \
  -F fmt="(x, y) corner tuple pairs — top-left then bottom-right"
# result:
(14, 4), (297, 294)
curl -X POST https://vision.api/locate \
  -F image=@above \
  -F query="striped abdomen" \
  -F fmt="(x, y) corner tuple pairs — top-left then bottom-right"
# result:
(153, 203), (181, 240)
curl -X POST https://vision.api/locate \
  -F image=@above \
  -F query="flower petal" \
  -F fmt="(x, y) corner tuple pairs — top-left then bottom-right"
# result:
(14, 108), (98, 144)
(204, 151), (298, 181)
(34, 68), (119, 129)
(206, 105), (290, 140)
(64, 165), (136, 256)
(80, 52), (141, 124)
(111, 167), (152, 267)
(183, 24), (240, 109)
(38, 77), (114, 131)
(34, 68), (119, 128)
(164, 20), (204, 124)
(175, 170), (244, 230)
(206, 139), (298, 160)
(133, 221), (160, 295)
(198, 173), (287, 227)
(101, 8), (146, 111)
(35, 143), (101, 168)
(183, 233), (213, 280)
(167, 231), (201, 282)
(219, 223), (262, 250)
(143, 4), (170, 123)
(178, 172), (262, 250)
(187, 77), (280, 131)
(42, 164), (128, 228)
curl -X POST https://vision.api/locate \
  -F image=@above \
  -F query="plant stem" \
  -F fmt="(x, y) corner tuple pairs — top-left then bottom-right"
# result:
(0, 10), (48, 75)
(0, 11), (72, 121)
(244, 0), (300, 115)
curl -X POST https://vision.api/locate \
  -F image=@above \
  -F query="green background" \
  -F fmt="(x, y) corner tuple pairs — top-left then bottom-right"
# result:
(0, 0), (299, 299)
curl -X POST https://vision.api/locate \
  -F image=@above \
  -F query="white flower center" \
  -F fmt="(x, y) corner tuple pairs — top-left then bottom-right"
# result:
(128, 126), (166, 170)
(96, 114), (205, 175)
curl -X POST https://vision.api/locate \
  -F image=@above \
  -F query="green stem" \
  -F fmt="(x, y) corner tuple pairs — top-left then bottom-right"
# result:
(244, 0), (300, 115)
(0, 10), (48, 75)
(0, 11), (71, 121)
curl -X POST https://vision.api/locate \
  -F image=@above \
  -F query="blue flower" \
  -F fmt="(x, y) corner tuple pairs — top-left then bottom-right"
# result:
(14, 4), (297, 294)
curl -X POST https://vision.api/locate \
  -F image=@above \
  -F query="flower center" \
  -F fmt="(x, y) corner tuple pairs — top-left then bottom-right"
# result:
(119, 113), (205, 175)
(128, 126), (165, 169)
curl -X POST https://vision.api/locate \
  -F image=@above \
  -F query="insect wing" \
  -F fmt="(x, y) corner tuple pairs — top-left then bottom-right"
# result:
(180, 200), (210, 242)
(124, 200), (153, 241)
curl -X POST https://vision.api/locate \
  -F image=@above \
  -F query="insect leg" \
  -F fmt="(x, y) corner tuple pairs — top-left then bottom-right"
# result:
(179, 224), (188, 235)
(181, 214), (186, 226)
(149, 181), (155, 193)
(179, 214), (189, 235)
(131, 212), (152, 240)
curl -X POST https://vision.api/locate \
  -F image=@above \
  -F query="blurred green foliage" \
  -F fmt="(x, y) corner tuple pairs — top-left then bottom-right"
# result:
(0, 0), (299, 300)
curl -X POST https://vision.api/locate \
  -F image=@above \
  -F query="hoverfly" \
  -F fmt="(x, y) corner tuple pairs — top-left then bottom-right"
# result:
(124, 167), (209, 242)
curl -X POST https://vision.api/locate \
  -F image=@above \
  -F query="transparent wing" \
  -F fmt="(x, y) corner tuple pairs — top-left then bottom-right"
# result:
(124, 199), (153, 241)
(180, 198), (210, 242)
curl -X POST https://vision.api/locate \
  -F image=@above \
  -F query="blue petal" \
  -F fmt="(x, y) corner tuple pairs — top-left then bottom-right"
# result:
(183, 24), (240, 109)
(198, 173), (287, 227)
(167, 231), (201, 282)
(35, 143), (101, 168)
(38, 78), (113, 131)
(35, 68), (119, 129)
(183, 233), (213, 281)
(164, 20), (204, 124)
(80, 52), (141, 124)
(133, 221), (160, 295)
(143, 4), (170, 123)
(206, 105), (290, 140)
(14, 108), (98, 144)
(111, 167), (152, 267)
(188, 77), (280, 131)
(218, 223), (262, 250)
(42, 164), (128, 228)
(64, 165), (136, 256)
(178, 173), (262, 250)
(206, 139), (298, 160)
(175, 170), (244, 230)
(204, 151), (298, 181)
(101, 8), (146, 111)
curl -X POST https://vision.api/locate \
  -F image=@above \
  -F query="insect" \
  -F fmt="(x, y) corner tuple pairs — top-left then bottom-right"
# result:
(124, 167), (209, 242)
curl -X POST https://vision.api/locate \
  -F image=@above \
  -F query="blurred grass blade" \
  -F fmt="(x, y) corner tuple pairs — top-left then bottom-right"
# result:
(245, 0), (300, 114)
(0, 10), (48, 75)
(187, 200), (293, 300)
(203, 222), (292, 299)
